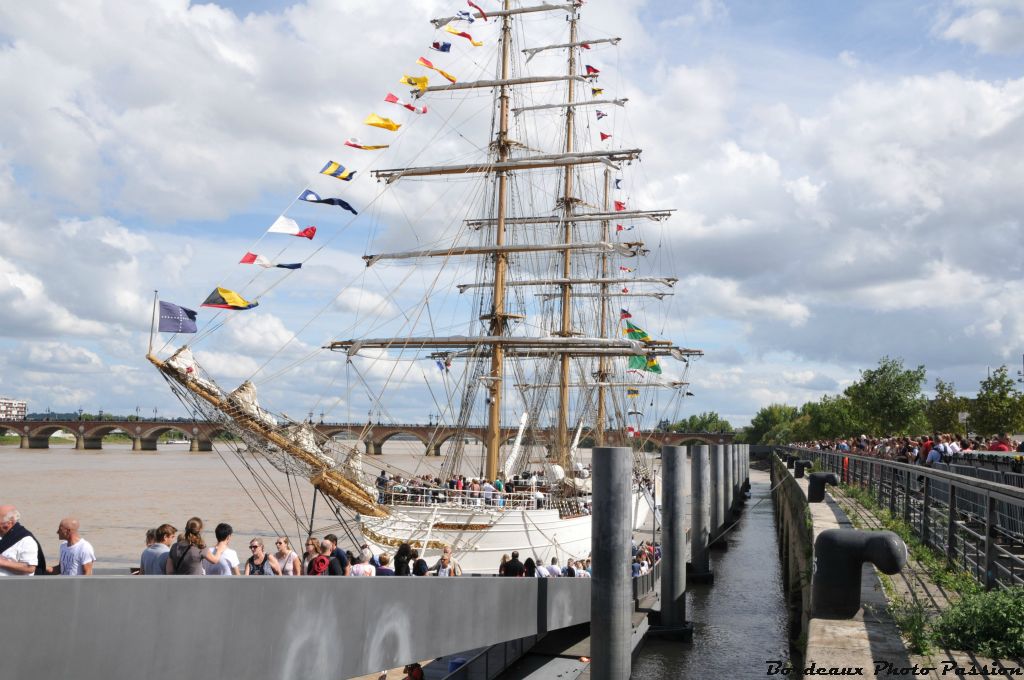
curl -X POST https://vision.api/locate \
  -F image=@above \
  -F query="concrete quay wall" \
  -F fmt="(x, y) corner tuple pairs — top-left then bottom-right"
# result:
(770, 455), (913, 676)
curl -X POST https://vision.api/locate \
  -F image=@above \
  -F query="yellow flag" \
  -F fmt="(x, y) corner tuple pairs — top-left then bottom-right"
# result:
(364, 113), (401, 132)
(400, 74), (429, 93)
(445, 24), (483, 47)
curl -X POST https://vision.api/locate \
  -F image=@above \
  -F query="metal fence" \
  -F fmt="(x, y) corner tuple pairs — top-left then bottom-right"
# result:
(787, 447), (1024, 590)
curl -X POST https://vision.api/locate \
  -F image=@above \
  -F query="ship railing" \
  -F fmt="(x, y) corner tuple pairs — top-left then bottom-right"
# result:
(377, 486), (552, 510)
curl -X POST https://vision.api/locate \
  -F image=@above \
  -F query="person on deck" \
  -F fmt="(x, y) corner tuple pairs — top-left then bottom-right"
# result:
(244, 537), (281, 575)
(324, 534), (351, 576)
(0, 505), (45, 576)
(50, 517), (95, 575)
(140, 523), (176, 575)
(504, 551), (524, 577)
(203, 523), (240, 576)
(273, 537), (301, 576)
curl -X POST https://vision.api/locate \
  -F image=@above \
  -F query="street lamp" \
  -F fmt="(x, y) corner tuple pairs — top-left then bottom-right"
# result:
(153, 407), (158, 421)
(135, 405), (140, 421)
(77, 408), (83, 421)
(98, 409), (104, 421)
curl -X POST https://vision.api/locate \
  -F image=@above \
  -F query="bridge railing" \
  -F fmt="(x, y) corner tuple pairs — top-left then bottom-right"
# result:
(786, 446), (1024, 590)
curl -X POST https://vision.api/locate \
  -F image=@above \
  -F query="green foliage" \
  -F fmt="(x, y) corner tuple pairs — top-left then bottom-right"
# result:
(926, 379), (968, 435)
(803, 394), (860, 439)
(747, 403), (798, 444)
(969, 366), (1024, 436)
(844, 356), (927, 435)
(670, 411), (732, 433)
(933, 588), (1024, 658)
(889, 595), (933, 655)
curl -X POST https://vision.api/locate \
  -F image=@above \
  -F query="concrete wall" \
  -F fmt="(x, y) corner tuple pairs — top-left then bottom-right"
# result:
(770, 455), (813, 645)
(0, 576), (591, 680)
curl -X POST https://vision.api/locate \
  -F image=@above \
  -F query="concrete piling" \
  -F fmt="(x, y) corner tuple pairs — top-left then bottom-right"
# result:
(711, 444), (725, 540)
(689, 444), (713, 581)
(660, 445), (688, 626)
(723, 444), (734, 519)
(591, 446), (632, 680)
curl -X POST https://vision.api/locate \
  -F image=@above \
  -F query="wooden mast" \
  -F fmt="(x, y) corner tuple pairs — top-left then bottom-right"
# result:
(596, 168), (611, 445)
(555, 9), (578, 468)
(484, 0), (514, 481)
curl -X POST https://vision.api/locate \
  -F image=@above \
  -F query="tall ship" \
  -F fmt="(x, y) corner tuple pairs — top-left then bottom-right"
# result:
(149, 0), (701, 573)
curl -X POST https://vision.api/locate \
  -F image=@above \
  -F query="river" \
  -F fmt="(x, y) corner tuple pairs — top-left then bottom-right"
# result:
(632, 468), (790, 677)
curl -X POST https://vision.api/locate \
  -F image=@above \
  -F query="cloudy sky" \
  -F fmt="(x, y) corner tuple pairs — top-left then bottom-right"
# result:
(2, 0), (1023, 427)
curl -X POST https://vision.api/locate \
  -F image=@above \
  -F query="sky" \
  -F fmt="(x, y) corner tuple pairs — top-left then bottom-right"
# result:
(2, 0), (1024, 427)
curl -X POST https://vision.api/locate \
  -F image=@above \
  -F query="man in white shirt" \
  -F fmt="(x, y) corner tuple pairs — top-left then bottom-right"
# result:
(203, 523), (240, 576)
(51, 517), (95, 575)
(0, 505), (42, 576)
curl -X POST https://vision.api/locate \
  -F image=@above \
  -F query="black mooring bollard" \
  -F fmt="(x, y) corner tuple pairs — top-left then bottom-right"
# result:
(807, 472), (839, 503)
(794, 460), (813, 478)
(785, 455), (796, 469)
(812, 529), (907, 618)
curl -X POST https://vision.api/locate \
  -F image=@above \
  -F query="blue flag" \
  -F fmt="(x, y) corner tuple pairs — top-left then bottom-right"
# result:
(158, 301), (198, 334)
(431, 41), (452, 52)
(298, 189), (358, 215)
(614, 178), (622, 189)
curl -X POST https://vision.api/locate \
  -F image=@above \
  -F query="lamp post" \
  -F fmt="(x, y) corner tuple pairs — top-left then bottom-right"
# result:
(77, 408), (83, 422)
(98, 409), (104, 421)
(136, 405), (140, 421)
(153, 407), (158, 421)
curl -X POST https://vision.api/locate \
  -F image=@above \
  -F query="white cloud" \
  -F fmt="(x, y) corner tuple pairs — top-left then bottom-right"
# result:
(939, 2), (1024, 54)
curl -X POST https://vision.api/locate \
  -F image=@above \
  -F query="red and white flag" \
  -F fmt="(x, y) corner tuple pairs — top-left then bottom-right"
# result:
(600, 132), (612, 141)
(268, 216), (316, 240)
(614, 200), (626, 211)
(384, 92), (428, 114)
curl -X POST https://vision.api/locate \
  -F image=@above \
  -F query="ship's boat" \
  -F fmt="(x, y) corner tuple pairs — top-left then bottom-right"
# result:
(149, 0), (701, 573)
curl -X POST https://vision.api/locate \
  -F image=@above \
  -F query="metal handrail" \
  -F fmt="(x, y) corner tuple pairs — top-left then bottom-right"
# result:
(784, 446), (1024, 590)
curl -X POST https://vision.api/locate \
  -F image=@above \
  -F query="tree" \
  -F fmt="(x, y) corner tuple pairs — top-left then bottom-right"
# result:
(671, 411), (733, 433)
(844, 356), (926, 435)
(804, 394), (860, 439)
(969, 366), (1024, 436)
(926, 379), (968, 435)
(747, 403), (798, 444)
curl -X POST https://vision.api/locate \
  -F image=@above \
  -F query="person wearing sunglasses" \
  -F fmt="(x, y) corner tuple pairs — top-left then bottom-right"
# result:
(243, 538), (282, 576)
(272, 536), (301, 576)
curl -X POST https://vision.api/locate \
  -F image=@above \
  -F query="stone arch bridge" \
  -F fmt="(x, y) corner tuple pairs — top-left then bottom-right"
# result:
(0, 419), (735, 455)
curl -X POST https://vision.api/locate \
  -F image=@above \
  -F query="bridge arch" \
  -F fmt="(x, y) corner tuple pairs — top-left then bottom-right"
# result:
(376, 429), (429, 448)
(319, 426), (363, 440)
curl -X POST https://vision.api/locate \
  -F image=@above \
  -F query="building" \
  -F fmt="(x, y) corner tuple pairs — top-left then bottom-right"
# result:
(0, 397), (27, 421)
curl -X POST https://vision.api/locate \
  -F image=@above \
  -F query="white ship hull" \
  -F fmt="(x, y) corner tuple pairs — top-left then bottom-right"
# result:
(360, 488), (653, 574)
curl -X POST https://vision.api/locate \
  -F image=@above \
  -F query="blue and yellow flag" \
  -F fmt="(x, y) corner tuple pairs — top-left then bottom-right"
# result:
(320, 161), (355, 181)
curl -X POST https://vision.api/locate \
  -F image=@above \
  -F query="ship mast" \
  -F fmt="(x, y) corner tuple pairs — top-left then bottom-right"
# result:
(596, 168), (611, 446)
(555, 11), (579, 468)
(484, 0), (514, 481)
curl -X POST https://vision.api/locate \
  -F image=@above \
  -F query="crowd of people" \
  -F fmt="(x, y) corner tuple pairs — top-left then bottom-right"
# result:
(0, 505), (95, 576)
(2, 502), (661, 579)
(374, 468), (576, 510)
(796, 432), (1024, 464)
